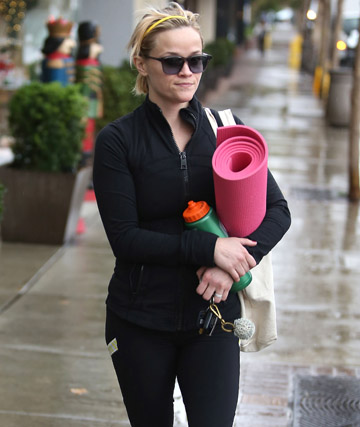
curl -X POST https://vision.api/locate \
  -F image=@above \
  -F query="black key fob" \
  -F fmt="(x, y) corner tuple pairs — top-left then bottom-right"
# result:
(197, 307), (218, 335)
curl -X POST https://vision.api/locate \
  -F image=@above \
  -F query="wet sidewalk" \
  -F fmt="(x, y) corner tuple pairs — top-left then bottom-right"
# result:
(1, 22), (360, 427)
(210, 23), (360, 427)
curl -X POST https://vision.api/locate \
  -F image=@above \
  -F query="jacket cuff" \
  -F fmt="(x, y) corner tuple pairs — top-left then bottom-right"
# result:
(181, 230), (218, 266)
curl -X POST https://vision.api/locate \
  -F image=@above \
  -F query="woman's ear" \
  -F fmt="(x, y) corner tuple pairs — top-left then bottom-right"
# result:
(133, 56), (148, 76)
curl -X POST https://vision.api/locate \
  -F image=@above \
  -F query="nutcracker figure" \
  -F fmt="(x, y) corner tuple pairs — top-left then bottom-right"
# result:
(76, 21), (103, 118)
(41, 17), (76, 86)
(76, 21), (103, 160)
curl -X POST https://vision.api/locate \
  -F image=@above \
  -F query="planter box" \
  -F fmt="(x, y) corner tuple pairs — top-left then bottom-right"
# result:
(0, 166), (92, 245)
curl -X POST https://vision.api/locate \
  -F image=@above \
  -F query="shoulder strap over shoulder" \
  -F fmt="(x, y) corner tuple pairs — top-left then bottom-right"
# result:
(218, 109), (236, 126)
(204, 107), (236, 136)
(204, 107), (219, 135)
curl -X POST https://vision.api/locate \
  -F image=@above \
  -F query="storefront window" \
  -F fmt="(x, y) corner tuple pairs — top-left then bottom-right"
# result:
(0, 0), (80, 89)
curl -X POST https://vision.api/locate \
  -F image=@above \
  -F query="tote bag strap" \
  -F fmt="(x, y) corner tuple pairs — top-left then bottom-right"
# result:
(218, 109), (236, 126)
(204, 107), (219, 135)
(204, 107), (236, 136)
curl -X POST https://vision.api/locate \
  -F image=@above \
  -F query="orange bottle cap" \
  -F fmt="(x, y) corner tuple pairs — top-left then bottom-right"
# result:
(183, 200), (210, 223)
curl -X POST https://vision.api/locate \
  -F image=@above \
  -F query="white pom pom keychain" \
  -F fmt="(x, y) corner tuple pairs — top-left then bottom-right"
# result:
(209, 301), (255, 342)
(233, 317), (255, 340)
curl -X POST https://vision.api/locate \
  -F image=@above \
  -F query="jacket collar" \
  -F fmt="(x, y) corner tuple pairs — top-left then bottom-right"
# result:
(144, 95), (202, 130)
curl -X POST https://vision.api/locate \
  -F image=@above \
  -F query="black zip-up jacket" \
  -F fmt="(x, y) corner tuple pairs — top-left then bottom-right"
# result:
(93, 96), (291, 331)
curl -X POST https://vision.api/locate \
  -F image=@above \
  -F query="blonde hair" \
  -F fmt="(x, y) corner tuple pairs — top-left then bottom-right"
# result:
(128, 2), (202, 95)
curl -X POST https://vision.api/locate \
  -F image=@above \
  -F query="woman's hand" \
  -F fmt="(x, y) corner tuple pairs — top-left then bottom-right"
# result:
(214, 237), (257, 282)
(196, 266), (233, 302)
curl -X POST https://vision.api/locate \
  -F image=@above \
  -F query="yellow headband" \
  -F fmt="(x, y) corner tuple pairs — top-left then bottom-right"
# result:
(143, 15), (188, 40)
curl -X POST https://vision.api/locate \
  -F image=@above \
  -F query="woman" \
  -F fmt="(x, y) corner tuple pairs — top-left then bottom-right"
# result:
(93, 3), (291, 426)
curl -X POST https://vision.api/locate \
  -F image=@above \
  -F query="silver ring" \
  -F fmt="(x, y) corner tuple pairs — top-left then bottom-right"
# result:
(214, 292), (223, 298)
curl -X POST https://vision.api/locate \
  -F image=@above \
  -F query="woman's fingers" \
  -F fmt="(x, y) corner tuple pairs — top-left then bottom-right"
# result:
(197, 236), (257, 301)
(196, 267), (233, 301)
(214, 237), (257, 281)
(196, 266), (207, 281)
(212, 288), (230, 302)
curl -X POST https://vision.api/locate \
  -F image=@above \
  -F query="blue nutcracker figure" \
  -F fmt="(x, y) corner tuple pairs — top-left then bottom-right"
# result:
(41, 17), (76, 86)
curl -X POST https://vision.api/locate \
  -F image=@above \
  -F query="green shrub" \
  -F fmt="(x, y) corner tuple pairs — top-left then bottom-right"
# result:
(204, 37), (236, 68)
(96, 61), (144, 131)
(27, 61), (41, 82)
(8, 82), (88, 172)
(0, 182), (5, 223)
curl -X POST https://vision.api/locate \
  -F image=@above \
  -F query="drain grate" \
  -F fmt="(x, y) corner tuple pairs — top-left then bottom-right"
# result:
(293, 375), (360, 427)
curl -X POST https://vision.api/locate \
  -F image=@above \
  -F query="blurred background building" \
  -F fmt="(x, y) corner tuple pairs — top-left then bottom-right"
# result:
(0, 0), (252, 88)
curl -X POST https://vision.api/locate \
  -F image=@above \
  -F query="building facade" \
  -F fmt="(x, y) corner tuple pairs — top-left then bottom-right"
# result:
(0, 0), (249, 89)
(20, 0), (219, 67)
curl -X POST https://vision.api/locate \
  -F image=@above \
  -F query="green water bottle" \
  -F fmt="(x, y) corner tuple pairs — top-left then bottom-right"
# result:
(183, 200), (252, 292)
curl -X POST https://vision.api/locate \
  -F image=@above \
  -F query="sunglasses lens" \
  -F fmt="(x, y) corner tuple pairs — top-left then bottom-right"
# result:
(160, 55), (211, 75)
(162, 57), (184, 74)
(188, 56), (206, 73)
(201, 56), (211, 72)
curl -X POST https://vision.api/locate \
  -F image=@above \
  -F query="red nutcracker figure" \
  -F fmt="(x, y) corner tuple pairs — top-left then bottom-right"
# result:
(76, 21), (103, 162)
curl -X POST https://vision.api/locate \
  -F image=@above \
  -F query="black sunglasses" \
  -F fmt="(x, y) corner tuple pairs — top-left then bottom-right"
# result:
(145, 53), (212, 75)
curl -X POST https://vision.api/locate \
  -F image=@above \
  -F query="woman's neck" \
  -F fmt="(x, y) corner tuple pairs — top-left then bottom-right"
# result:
(163, 107), (183, 127)
(149, 95), (188, 122)
(156, 101), (194, 151)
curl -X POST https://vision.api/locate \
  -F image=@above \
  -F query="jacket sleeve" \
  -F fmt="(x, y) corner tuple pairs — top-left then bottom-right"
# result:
(93, 122), (218, 267)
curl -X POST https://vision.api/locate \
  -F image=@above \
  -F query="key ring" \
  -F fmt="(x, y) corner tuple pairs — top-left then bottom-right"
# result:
(221, 321), (235, 333)
(208, 301), (256, 340)
(209, 303), (235, 333)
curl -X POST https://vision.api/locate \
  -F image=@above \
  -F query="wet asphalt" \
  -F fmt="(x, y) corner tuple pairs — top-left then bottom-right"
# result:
(1, 22), (360, 427)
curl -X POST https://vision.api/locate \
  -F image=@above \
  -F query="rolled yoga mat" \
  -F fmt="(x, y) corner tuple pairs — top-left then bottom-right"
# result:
(212, 125), (268, 237)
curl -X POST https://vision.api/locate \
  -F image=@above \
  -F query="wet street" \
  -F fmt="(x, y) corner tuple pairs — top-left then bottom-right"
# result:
(1, 23), (360, 427)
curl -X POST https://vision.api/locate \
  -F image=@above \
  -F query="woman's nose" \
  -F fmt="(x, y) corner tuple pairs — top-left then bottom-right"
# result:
(179, 60), (192, 75)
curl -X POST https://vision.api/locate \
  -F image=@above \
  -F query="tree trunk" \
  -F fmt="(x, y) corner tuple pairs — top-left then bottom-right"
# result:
(319, 0), (331, 98)
(313, 0), (324, 58)
(330, 0), (344, 69)
(312, 0), (331, 97)
(301, 0), (312, 34)
(348, 18), (360, 201)
(301, 0), (315, 73)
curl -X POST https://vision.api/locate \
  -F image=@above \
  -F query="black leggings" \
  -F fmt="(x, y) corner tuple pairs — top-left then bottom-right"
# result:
(105, 308), (240, 427)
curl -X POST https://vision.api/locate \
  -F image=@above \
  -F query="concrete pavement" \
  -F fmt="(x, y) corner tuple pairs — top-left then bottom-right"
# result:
(1, 22), (360, 426)
(209, 23), (360, 426)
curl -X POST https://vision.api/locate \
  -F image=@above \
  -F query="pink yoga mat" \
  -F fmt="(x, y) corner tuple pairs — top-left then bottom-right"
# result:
(212, 125), (268, 237)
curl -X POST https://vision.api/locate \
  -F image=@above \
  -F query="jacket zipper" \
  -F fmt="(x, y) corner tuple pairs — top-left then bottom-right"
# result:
(179, 111), (196, 202)
(160, 107), (194, 202)
(168, 127), (190, 201)
(169, 130), (189, 330)
(180, 151), (190, 200)
(167, 111), (195, 330)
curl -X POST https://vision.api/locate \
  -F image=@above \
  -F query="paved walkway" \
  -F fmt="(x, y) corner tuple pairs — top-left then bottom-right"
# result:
(207, 23), (360, 427)
(1, 22), (360, 427)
